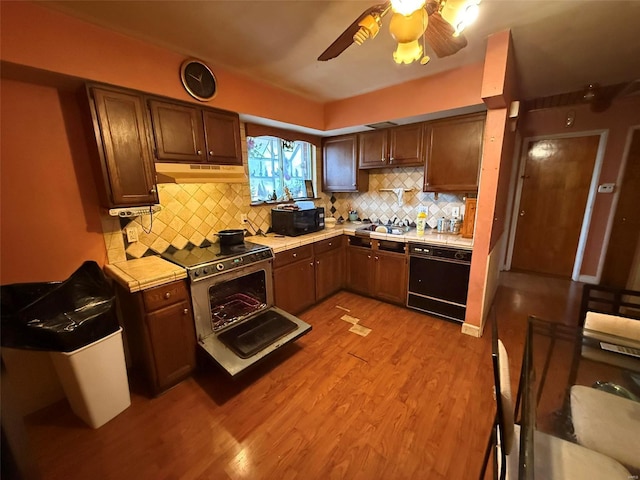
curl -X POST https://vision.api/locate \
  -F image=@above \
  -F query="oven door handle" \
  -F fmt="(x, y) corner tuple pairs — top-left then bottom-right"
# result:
(410, 255), (470, 266)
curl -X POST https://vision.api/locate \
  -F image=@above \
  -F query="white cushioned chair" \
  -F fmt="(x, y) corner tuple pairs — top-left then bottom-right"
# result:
(488, 322), (631, 480)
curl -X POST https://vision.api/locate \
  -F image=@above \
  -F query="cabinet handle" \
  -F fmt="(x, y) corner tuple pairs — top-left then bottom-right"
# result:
(149, 186), (157, 194)
(310, 262), (314, 267)
(197, 150), (202, 155)
(164, 292), (171, 299)
(209, 151), (214, 156)
(389, 157), (394, 164)
(375, 256), (379, 260)
(352, 183), (356, 187)
(367, 255), (371, 259)
(183, 308), (189, 315)
(381, 157), (385, 162)
(293, 253), (297, 258)
(316, 260), (320, 265)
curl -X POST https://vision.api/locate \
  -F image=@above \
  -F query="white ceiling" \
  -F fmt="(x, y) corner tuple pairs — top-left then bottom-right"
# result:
(42, 1), (640, 105)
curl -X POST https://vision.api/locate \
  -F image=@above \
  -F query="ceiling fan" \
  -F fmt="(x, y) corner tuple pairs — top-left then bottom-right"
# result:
(318, 0), (481, 65)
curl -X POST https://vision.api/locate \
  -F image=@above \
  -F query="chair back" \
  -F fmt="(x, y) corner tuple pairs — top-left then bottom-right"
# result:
(584, 311), (640, 342)
(579, 284), (640, 325)
(492, 314), (515, 480)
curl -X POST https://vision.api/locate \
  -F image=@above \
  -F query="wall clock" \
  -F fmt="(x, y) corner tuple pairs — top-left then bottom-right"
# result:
(180, 59), (217, 101)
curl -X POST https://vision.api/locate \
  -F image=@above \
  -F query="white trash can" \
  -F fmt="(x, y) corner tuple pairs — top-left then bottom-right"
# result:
(49, 327), (131, 428)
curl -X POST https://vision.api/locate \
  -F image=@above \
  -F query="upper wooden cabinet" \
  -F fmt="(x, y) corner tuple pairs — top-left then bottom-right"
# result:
(359, 124), (424, 169)
(87, 85), (159, 208)
(323, 134), (369, 192)
(148, 99), (242, 166)
(423, 113), (485, 193)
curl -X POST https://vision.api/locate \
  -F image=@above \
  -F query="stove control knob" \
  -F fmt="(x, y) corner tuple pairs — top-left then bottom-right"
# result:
(202, 268), (209, 274)
(193, 270), (200, 277)
(216, 263), (224, 271)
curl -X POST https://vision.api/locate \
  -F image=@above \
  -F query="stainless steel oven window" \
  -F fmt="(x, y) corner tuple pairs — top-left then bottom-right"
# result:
(189, 261), (274, 341)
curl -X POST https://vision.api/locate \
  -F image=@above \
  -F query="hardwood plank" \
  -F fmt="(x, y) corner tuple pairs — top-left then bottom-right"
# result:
(20, 272), (582, 479)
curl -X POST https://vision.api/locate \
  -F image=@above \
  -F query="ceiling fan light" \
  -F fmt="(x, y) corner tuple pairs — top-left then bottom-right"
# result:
(353, 13), (383, 45)
(390, 0), (426, 16)
(393, 40), (423, 64)
(441, 0), (481, 35)
(389, 10), (428, 43)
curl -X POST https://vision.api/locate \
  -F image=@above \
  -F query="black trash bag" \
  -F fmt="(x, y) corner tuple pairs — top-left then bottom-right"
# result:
(1, 261), (119, 352)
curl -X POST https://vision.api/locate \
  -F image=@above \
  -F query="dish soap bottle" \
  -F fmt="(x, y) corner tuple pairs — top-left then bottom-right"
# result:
(416, 208), (427, 236)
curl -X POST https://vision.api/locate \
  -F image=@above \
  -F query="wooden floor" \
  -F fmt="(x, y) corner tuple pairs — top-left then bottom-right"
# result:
(19, 271), (584, 480)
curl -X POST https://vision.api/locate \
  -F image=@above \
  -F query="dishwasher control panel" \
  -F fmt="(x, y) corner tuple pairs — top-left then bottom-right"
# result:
(408, 243), (472, 264)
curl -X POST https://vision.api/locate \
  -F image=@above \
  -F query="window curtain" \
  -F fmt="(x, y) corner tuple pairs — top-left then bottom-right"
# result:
(245, 123), (321, 148)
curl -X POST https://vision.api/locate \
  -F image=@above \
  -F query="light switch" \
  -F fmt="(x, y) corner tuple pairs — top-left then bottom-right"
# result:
(597, 183), (615, 194)
(452, 207), (460, 218)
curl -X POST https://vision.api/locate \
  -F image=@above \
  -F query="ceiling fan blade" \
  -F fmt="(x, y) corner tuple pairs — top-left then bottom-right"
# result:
(424, 12), (468, 58)
(318, 1), (391, 61)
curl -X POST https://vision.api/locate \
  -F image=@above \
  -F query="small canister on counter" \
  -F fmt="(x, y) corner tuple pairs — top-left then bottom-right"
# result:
(437, 217), (450, 233)
(450, 217), (461, 234)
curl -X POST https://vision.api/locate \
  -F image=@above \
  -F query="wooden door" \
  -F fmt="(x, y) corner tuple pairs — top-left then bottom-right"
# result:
(601, 129), (640, 287)
(389, 123), (424, 167)
(373, 252), (407, 305)
(358, 130), (388, 169)
(202, 110), (242, 165)
(347, 247), (373, 295)
(323, 134), (368, 192)
(511, 135), (600, 277)
(424, 114), (484, 192)
(148, 99), (205, 162)
(145, 300), (196, 393)
(90, 87), (158, 207)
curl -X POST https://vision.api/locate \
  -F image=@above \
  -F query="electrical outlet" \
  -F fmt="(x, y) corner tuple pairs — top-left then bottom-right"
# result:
(452, 207), (460, 218)
(597, 183), (615, 194)
(241, 213), (248, 223)
(126, 226), (138, 243)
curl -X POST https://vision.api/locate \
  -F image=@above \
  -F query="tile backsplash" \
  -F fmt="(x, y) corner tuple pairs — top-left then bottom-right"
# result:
(102, 126), (470, 262)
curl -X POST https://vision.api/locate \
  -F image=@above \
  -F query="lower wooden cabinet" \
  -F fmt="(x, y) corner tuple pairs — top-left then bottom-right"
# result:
(273, 253), (316, 315)
(314, 237), (345, 301)
(117, 280), (196, 396)
(347, 237), (407, 305)
(373, 251), (407, 305)
(347, 245), (373, 296)
(273, 238), (345, 314)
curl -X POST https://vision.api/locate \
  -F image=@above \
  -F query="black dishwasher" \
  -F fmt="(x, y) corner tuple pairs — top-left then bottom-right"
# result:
(407, 243), (472, 323)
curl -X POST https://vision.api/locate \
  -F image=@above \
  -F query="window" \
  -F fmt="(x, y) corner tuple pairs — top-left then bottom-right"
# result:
(247, 136), (313, 202)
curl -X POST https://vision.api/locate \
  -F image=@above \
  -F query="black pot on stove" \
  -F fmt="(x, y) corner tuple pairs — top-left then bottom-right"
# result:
(216, 229), (246, 247)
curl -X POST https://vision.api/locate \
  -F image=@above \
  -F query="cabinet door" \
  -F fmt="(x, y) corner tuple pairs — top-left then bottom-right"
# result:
(145, 300), (196, 393)
(202, 110), (242, 165)
(389, 123), (424, 167)
(358, 130), (388, 169)
(347, 247), (373, 296)
(323, 135), (369, 192)
(315, 246), (344, 301)
(148, 99), (205, 162)
(273, 260), (316, 315)
(424, 114), (485, 192)
(373, 252), (407, 305)
(90, 87), (158, 207)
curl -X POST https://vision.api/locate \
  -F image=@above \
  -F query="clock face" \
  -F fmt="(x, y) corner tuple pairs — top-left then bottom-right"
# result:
(180, 59), (217, 101)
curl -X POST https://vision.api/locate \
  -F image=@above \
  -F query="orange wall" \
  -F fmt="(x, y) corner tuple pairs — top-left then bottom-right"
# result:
(0, 1), (325, 131)
(324, 62), (485, 130)
(519, 95), (640, 276)
(0, 79), (107, 284)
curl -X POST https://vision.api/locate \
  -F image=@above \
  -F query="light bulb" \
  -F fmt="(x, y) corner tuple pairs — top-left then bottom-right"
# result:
(393, 41), (423, 64)
(390, 0), (426, 16)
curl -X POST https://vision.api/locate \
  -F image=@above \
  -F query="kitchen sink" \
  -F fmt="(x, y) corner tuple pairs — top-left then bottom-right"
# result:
(356, 224), (410, 236)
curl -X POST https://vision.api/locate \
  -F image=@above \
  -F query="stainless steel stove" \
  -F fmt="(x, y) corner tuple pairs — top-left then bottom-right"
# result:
(161, 241), (312, 376)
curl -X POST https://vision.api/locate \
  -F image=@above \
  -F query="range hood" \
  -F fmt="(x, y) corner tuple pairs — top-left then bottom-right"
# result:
(155, 163), (247, 184)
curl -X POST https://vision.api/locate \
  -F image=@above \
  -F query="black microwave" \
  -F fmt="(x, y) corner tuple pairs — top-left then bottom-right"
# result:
(271, 207), (325, 237)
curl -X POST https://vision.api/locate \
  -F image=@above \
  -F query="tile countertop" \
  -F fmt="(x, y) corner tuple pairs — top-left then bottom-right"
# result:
(104, 255), (188, 293)
(249, 224), (473, 251)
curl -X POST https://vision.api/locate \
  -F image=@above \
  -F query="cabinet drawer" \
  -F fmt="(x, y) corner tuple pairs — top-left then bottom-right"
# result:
(274, 245), (313, 269)
(143, 281), (189, 312)
(314, 237), (343, 255)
